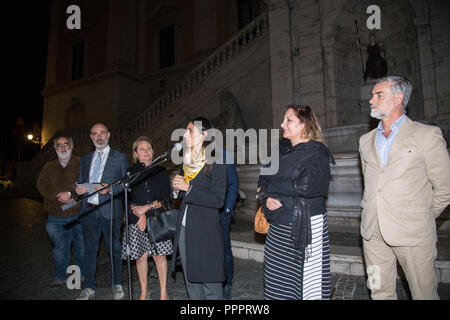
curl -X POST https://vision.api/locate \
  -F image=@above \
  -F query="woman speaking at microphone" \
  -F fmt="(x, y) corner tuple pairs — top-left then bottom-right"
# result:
(170, 116), (227, 300)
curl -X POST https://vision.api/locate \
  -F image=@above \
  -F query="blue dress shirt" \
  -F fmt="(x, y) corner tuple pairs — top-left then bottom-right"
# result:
(375, 114), (406, 167)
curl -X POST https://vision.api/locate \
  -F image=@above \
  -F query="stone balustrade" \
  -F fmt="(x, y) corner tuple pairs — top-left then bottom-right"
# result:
(236, 154), (364, 225)
(125, 12), (269, 141)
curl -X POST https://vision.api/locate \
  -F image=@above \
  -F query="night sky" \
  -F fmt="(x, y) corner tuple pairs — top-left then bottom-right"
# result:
(2, 1), (51, 166)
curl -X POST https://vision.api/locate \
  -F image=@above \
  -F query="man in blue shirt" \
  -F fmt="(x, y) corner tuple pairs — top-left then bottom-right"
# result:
(75, 123), (129, 300)
(359, 76), (450, 299)
(375, 113), (406, 167)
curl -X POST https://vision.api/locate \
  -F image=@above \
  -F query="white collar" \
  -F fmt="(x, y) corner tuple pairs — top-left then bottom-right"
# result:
(95, 145), (110, 155)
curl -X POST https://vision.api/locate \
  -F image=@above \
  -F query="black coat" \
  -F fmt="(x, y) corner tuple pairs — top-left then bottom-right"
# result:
(127, 163), (171, 225)
(258, 139), (335, 251)
(171, 163), (227, 283)
(258, 139), (335, 225)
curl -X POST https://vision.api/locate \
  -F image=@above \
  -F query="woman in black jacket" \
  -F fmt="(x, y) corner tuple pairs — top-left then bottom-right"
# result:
(171, 116), (227, 300)
(258, 105), (335, 300)
(121, 136), (172, 300)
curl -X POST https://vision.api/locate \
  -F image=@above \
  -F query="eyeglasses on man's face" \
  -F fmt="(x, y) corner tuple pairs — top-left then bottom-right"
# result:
(56, 142), (70, 148)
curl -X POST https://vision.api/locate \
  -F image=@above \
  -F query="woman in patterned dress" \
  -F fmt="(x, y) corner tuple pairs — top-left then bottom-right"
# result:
(121, 136), (172, 300)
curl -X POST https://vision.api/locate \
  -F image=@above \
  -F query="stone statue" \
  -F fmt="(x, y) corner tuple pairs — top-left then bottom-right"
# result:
(212, 91), (247, 132)
(180, 91), (247, 142)
(362, 33), (388, 82)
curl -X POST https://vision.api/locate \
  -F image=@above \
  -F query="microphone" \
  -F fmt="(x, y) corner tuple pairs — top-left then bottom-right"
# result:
(161, 142), (182, 158)
(123, 171), (132, 191)
(61, 143), (183, 212)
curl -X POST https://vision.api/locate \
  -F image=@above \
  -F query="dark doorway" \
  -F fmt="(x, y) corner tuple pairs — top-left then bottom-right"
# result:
(160, 25), (175, 69)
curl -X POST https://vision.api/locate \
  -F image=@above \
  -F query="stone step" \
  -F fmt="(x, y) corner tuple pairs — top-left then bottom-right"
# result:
(230, 240), (450, 284)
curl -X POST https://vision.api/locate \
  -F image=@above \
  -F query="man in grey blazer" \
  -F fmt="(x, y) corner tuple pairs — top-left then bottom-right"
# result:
(75, 123), (129, 300)
(359, 76), (450, 300)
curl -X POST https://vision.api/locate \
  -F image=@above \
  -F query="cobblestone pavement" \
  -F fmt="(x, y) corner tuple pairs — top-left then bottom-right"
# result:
(1, 197), (449, 300)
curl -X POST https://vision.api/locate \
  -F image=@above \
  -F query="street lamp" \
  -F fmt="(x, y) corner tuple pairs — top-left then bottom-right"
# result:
(25, 133), (42, 147)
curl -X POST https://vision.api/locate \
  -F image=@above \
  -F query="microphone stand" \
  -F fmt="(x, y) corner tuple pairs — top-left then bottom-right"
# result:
(122, 183), (132, 300)
(61, 152), (170, 212)
(61, 153), (170, 300)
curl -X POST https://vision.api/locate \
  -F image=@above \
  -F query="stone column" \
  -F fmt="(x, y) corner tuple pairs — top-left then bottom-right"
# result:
(44, 1), (63, 89)
(415, 15), (439, 120)
(105, 0), (137, 72)
(106, 0), (121, 70)
(193, 0), (217, 57)
(265, 0), (295, 128)
(137, 0), (147, 75)
(296, 0), (328, 126)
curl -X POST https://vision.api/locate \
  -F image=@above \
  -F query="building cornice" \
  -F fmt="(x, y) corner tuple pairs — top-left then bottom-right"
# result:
(41, 59), (203, 97)
(41, 69), (141, 97)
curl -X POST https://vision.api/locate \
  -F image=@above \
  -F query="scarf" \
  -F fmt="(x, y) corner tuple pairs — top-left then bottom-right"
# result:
(291, 197), (312, 261)
(183, 147), (206, 182)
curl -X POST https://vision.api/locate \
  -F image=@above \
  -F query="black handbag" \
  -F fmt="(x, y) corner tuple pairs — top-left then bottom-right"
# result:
(146, 208), (179, 244)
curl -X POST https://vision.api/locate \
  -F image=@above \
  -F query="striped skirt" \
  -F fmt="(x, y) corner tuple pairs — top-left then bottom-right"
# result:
(264, 213), (330, 300)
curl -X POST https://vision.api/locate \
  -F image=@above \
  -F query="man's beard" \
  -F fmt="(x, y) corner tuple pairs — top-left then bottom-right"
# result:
(92, 137), (109, 149)
(56, 148), (72, 160)
(370, 103), (395, 120)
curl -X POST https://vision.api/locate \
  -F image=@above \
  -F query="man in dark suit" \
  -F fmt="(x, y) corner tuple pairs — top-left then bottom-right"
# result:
(219, 150), (239, 300)
(75, 123), (129, 300)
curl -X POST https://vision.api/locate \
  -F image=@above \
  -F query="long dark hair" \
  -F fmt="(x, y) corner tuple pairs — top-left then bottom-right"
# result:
(189, 116), (215, 150)
(189, 116), (216, 175)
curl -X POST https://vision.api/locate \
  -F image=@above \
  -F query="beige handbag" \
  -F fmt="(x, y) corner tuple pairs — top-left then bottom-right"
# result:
(254, 206), (269, 234)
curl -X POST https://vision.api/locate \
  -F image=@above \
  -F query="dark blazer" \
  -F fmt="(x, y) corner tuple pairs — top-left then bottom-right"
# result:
(127, 163), (171, 225)
(78, 148), (129, 219)
(171, 163), (227, 283)
(220, 151), (239, 217)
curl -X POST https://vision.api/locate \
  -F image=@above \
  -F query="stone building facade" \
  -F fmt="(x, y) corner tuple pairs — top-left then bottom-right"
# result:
(42, 0), (449, 148)
(34, 0), (449, 223)
(42, 0), (270, 151)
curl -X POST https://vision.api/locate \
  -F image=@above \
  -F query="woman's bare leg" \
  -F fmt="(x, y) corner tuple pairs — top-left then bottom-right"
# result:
(152, 255), (169, 300)
(136, 252), (149, 300)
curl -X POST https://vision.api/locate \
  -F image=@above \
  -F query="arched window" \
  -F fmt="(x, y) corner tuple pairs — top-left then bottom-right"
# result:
(160, 25), (175, 69)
